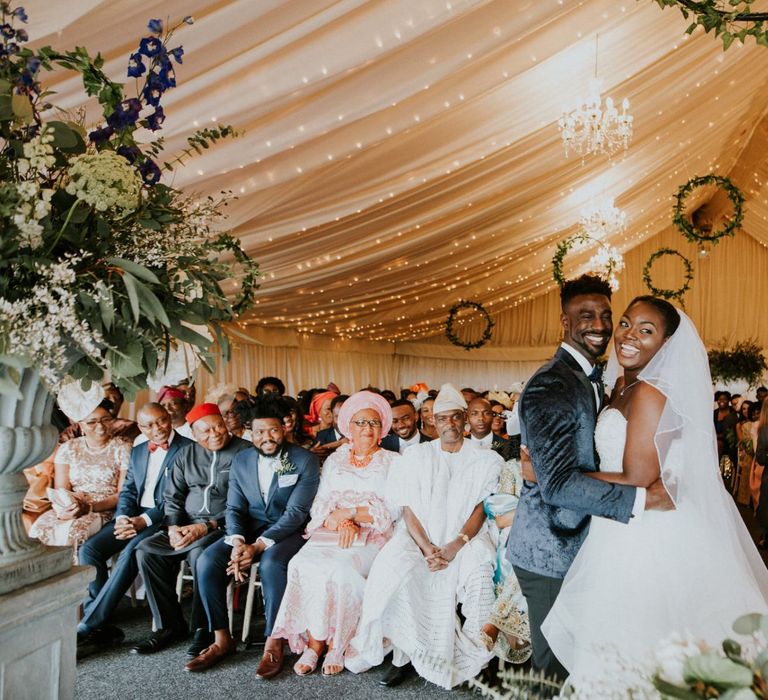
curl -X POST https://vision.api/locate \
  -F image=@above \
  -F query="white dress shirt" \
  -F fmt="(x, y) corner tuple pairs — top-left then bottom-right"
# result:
(119, 433), (175, 527)
(470, 432), (494, 448)
(398, 432), (422, 454)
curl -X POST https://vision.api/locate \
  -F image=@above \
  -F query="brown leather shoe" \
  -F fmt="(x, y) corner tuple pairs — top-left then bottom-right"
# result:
(184, 643), (235, 672)
(255, 647), (285, 679)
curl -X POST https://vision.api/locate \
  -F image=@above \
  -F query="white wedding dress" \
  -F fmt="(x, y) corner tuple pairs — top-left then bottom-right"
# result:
(543, 312), (768, 693)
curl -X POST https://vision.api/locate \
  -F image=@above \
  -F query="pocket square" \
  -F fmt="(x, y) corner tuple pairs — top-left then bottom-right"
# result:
(278, 473), (299, 488)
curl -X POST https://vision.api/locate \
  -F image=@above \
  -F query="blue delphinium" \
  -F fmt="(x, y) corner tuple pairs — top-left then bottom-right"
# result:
(89, 125), (114, 144)
(138, 158), (162, 185)
(145, 106), (165, 131)
(127, 52), (145, 78)
(138, 36), (162, 58)
(106, 98), (142, 130)
(147, 18), (163, 34)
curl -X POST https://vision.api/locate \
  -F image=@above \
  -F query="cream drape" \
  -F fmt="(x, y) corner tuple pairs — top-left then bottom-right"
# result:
(27, 0), (768, 348)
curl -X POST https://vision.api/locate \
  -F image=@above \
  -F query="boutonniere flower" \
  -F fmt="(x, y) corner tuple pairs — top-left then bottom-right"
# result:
(274, 452), (296, 476)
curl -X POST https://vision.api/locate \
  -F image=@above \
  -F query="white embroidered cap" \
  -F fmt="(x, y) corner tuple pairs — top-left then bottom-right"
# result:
(432, 383), (467, 415)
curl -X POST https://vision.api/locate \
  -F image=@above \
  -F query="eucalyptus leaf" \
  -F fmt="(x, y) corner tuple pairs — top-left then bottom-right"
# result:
(0, 79), (10, 95)
(684, 652), (754, 688)
(106, 258), (161, 285)
(733, 613), (762, 635)
(107, 341), (144, 378)
(652, 677), (701, 699)
(47, 120), (85, 152)
(0, 95), (13, 120)
(135, 283), (170, 327)
(720, 689), (758, 700)
(11, 93), (34, 123)
(121, 272), (141, 324)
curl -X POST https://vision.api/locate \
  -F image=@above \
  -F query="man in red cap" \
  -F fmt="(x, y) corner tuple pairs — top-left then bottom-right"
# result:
(131, 403), (251, 657)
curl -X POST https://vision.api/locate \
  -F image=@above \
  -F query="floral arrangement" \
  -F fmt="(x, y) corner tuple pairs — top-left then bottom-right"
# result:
(673, 175), (744, 246)
(642, 248), (694, 304)
(445, 300), (494, 350)
(552, 232), (624, 291)
(651, 1), (768, 51)
(0, 3), (260, 399)
(708, 340), (768, 388)
(274, 452), (296, 476)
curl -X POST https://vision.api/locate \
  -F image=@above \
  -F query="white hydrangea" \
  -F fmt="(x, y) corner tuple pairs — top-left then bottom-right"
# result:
(0, 254), (104, 390)
(653, 631), (707, 686)
(16, 129), (55, 176)
(12, 181), (53, 249)
(65, 151), (142, 216)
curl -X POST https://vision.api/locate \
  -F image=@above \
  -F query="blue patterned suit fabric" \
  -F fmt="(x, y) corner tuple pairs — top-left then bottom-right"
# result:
(506, 347), (636, 579)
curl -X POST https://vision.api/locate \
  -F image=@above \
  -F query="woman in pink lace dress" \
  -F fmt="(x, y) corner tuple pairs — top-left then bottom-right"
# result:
(272, 391), (398, 677)
(30, 401), (130, 556)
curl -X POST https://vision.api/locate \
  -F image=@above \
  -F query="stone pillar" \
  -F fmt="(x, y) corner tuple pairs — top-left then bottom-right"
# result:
(0, 369), (86, 700)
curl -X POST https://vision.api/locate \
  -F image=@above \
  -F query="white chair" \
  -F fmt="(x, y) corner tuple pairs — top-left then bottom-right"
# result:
(226, 561), (262, 643)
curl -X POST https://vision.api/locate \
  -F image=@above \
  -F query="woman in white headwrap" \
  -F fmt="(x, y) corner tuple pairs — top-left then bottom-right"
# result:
(30, 383), (130, 557)
(271, 390), (398, 677)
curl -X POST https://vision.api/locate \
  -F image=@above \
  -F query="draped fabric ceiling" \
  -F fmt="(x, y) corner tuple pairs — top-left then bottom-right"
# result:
(27, 0), (768, 394)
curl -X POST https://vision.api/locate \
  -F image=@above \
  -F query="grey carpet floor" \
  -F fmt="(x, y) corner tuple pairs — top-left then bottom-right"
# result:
(74, 598), (480, 700)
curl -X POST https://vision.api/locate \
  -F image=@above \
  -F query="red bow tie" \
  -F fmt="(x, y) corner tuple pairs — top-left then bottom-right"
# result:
(149, 441), (169, 453)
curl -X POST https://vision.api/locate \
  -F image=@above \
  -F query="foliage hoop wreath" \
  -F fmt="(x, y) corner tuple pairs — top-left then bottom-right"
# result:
(552, 232), (591, 287)
(642, 248), (694, 303)
(673, 174), (744, 245)
(445, 300), (494, 350)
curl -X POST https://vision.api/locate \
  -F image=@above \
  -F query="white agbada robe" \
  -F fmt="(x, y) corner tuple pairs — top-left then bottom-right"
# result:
(346, 439), (501, 689)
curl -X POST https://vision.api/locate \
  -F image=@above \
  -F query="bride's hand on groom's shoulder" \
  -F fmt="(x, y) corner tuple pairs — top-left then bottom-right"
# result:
(644, 478), (675, 512)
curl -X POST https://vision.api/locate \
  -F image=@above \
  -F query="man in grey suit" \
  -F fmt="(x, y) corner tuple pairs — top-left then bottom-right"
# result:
(507, 275), (673, 681)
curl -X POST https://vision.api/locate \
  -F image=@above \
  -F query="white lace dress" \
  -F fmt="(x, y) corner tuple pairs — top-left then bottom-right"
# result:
(542, 408), (768, 693)
(271, 445), (398, 655)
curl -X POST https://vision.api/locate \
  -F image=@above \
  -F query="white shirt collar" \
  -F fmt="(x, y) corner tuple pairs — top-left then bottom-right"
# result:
(470, 432), (494, 447)
(399, 431), (421, 448)
(560, 342), (594, 376)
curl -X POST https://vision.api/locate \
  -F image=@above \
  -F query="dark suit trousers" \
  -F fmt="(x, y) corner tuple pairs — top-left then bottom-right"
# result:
(513, 565), (567, 683)
(78, 518), (160, 633)
(196, 532), (305, 637)
(136, 529), (223, 632)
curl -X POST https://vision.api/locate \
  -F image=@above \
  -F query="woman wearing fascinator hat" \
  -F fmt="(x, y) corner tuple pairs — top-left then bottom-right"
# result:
(30, 380), (130, 559)
(542, 297), (768, 690)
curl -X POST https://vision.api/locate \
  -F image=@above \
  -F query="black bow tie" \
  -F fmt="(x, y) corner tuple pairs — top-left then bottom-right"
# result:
(587, 364), (603, 383)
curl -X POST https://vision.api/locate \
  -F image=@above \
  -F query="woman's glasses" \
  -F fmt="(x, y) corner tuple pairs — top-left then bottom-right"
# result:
(351, 419), (382, 428)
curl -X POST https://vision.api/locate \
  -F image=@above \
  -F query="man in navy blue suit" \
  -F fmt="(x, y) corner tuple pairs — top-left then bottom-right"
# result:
(380, 399), (432, 453)
(76, 403), (192, 656)
(186, 400), (320, 677)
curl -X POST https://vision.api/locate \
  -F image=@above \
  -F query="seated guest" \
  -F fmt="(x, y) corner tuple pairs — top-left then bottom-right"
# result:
(347, 383), (501, 689)
(381, 400), (432, 454)
(312, 394), (349, 456)
(490, 401), (509, 439)
(31, 387), (130, 556)
(305, 389), (339, 437)
(219, 397), (252, 442)
(256, 376), (286, 397)
(467, 397), (516, 460)
(140, 385), (194, 442)
(131, 404), (250, 656)
(418, 396), (439, 440)
(271, 392), (398, 677)
(59, 381), (140, 444)
(186, 400), (320, 675)
(234, 387), (252, 403)
(380, 390), (397, 406)
(280, 396), (314, 448)
(77, 404), (192, 655)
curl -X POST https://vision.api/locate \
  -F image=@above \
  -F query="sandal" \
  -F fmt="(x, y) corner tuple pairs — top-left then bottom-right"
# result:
(321, 648), (345, 676)
(293, 647), (320, 676)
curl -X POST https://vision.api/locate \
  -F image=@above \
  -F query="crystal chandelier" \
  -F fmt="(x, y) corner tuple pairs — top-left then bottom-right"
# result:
(579, 197), (627, 239)
(587, 244), (624, 292)
(558, 36), (634, 158)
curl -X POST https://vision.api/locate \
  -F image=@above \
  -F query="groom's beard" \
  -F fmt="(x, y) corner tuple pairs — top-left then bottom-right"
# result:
(254, 442), (282, 458)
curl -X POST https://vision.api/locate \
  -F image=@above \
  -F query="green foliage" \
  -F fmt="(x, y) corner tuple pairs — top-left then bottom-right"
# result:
(650, 1), (768, 50)
(642, 248), (694, 304)
(673, 175), (744, 246)
(708, 340), (767, 388)
(445, 300), (494, 350)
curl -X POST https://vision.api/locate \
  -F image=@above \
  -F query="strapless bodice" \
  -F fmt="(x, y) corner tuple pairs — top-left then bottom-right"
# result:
(594, 408), (627, 474)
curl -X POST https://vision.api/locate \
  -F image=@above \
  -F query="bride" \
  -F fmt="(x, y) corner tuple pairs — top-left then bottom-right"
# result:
(542, 296), (768, 690)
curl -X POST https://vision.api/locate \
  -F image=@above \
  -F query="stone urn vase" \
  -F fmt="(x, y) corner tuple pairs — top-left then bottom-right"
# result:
(0, 368), (70, 594)
(0, 368), (91, 700)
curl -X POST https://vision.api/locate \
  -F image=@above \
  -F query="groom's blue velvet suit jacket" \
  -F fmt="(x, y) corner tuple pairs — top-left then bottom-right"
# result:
(226, 443), (320, 543)
(507, 346), (636, 579)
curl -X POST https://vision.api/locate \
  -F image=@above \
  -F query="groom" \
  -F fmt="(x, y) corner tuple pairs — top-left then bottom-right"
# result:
(507, 274), (673, 681)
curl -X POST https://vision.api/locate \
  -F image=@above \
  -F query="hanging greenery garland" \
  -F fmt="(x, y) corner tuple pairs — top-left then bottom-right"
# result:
(673, 174), (744, 245)
(642, 248), (694, 303)
(445, 300), (494, 350)
(552, 232), (624, 290)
